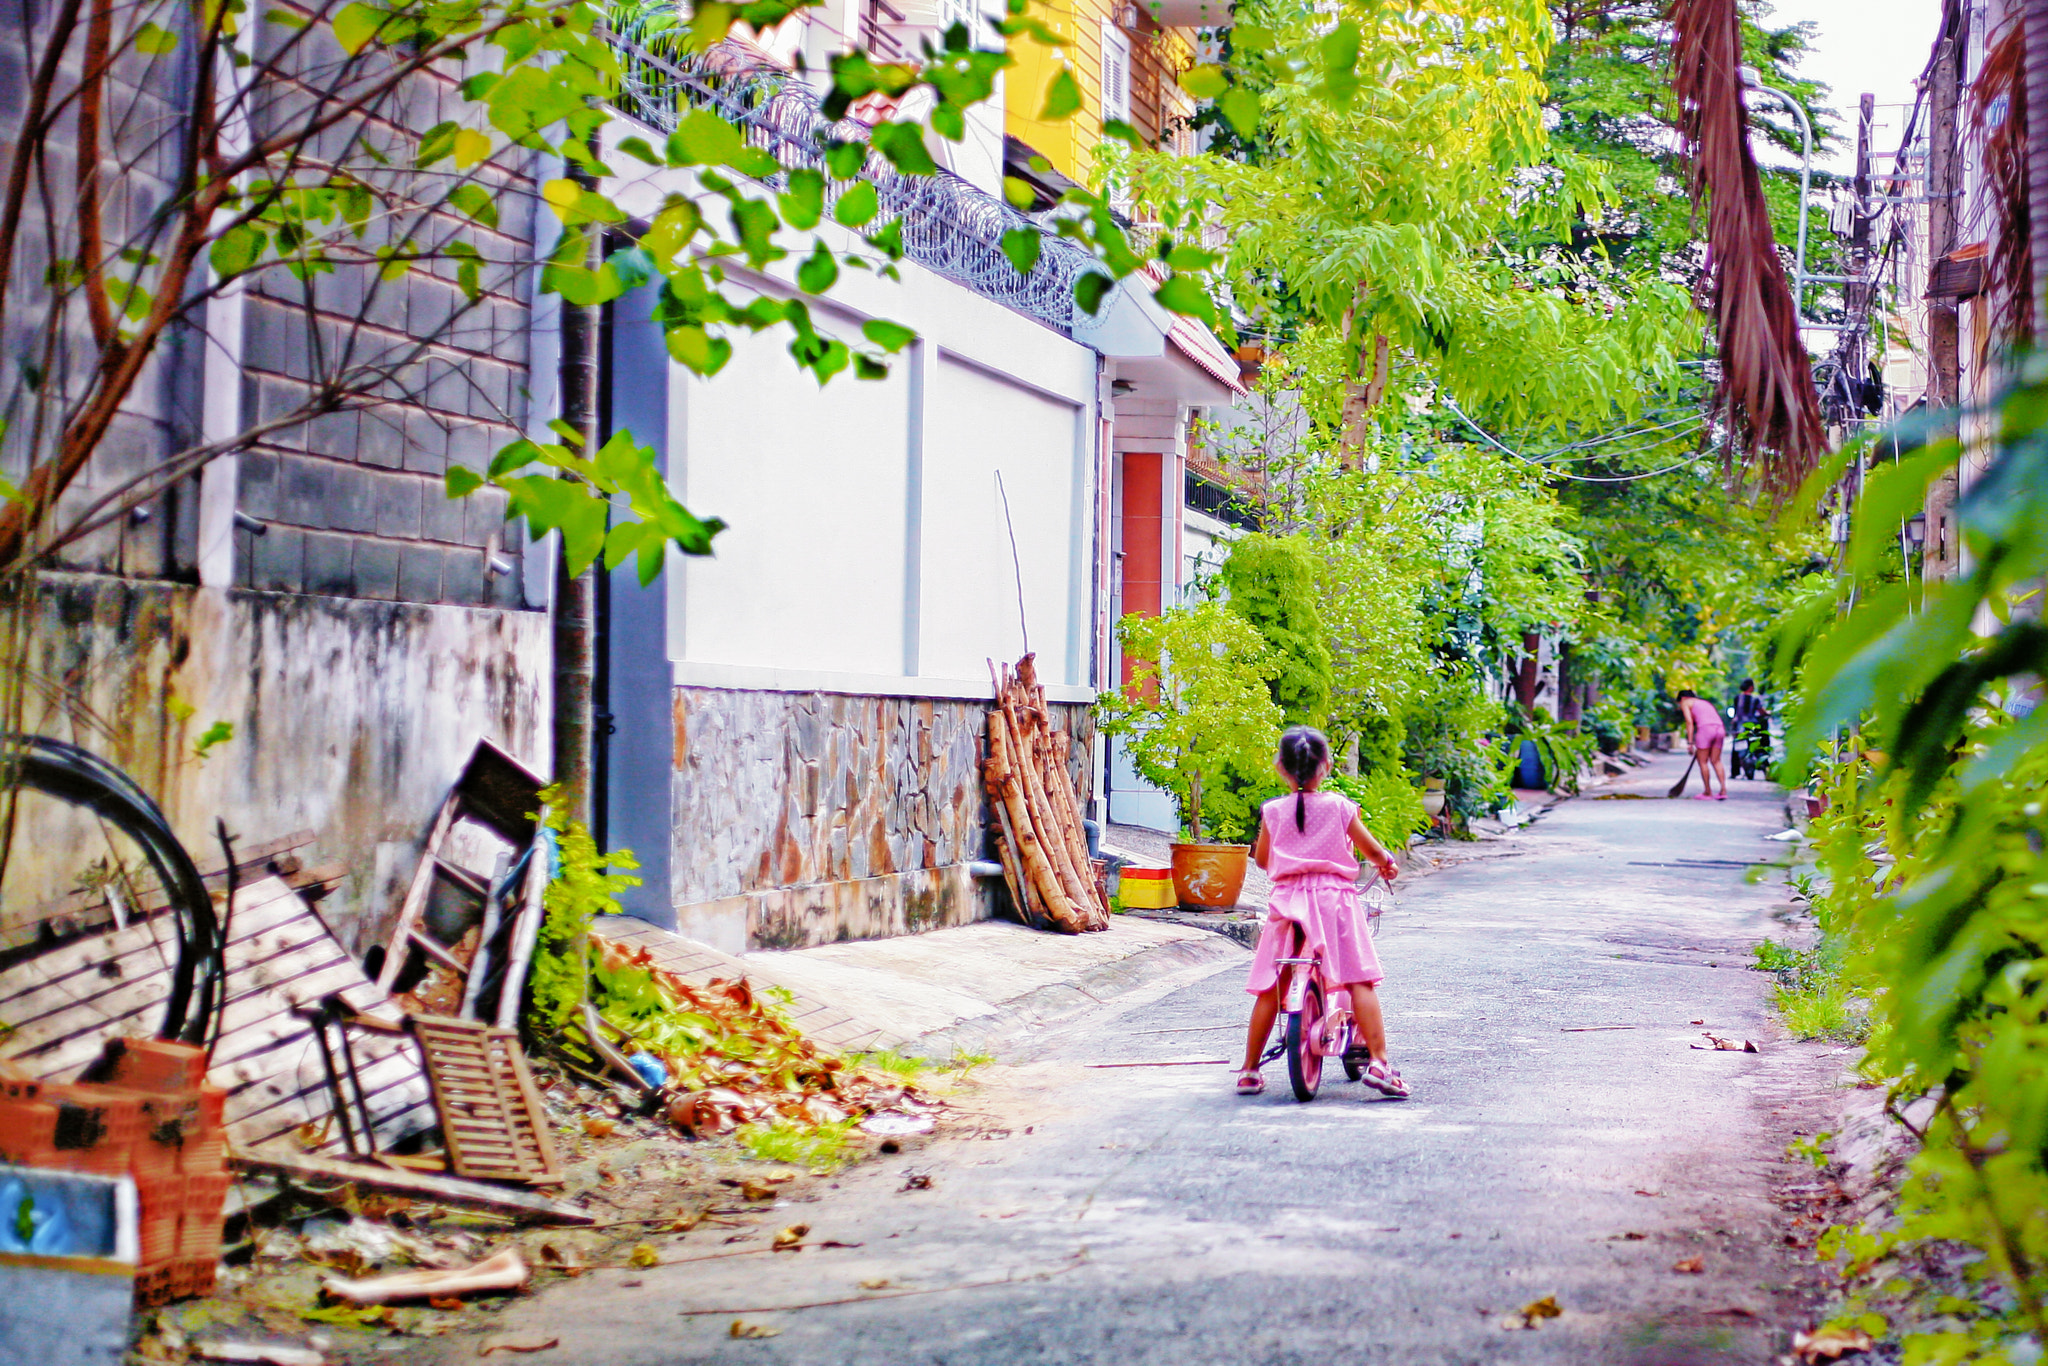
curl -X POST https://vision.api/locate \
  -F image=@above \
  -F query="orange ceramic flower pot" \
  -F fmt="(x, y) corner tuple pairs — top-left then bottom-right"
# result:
(1170, 842), (1250, 911)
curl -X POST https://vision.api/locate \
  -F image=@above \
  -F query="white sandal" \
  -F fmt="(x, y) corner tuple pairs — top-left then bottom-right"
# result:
(1235, 1069), (1265, 1095)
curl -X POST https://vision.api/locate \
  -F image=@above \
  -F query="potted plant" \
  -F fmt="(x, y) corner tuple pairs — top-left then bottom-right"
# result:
(1098, 603), (1282, 910)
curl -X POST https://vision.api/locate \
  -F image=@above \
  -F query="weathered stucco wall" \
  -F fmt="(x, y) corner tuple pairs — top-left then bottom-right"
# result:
(22, 573), (549, 953)
(669, 687), (1093, 951)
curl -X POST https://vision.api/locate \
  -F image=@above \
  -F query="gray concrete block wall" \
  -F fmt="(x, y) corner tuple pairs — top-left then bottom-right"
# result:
(225, 55), (541, 610)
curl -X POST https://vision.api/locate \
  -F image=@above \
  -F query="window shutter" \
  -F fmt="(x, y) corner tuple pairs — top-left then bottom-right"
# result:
(1100, 22), (1131, 124)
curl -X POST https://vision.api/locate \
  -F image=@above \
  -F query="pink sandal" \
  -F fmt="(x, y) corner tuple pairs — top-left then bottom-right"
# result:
(1361, 1060), (1409, 1099)
(1235, 1069), (1265, 1095)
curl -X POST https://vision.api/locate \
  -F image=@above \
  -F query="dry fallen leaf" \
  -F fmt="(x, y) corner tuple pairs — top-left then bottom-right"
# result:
(772, 1225), (809, 1251)
(1672, 1256), (1704, 1274)
(901, 1173), (934, 1191)
(859, 1278), (891, 1291)
(581, 1117), (616, 1139)
(738, 1179), (777, 1202)
(428, 1296), (467, 1311)
(1503, 1296), (1562, 1329)
(478, 1334), (560, 1356)
(628, 1244), (660, 1269)
(729, 1320), (781, 1340)
(1792, 1327), (1874, 1362)
(1694, 1033), (1760, 1053)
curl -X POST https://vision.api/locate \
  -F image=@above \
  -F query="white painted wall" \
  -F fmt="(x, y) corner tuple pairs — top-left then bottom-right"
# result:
(674, 325), (912, 679)
(920, 354), (1084, 683)
(600, 141), (1102, 702)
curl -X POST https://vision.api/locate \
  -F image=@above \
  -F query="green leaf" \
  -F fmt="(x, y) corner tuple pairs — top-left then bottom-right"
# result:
(616, 135), (662, 166)
(1074, 271), (1113, 315)
(1319, 20), (1361, 103)
(1000, 227), (1042, 276)
(1180, 64), (1228, 99)
(447, 183), (499, 230)
(192, 721), (234, 761)
(1218, 87), (1262, 139)
(1101, 119), (1139, 146)
(665, 326), (733, 376)
(134, 22), (178, 53)
(834, 181), (880, 228)
(691, 0), (735, 51)
(1003, 176), (1038, 209)
(861, 319), (916, 352)
(870, 123), (937, 176)
(825, 141), (869, 180)
(779, 169), (826, 230)
(445, 466), (485, 498)
(796, 242), (839, 294)
(1040, 67), (1082, 121)
(853, 354), (888, 380)
(665, 110), (746, 167)
(1152, 272), (1214, 325)
(417, 122), (458, 167)
(489, 439), (543, 479)
(208, 224), (266, 279)
(332, 2), (385, 53)
(866, 218), (904, 259)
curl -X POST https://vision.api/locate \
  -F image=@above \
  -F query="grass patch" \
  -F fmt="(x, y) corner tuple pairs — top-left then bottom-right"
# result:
(1752, 937), (1869, 1043)
(738, 1118), (858, 1172)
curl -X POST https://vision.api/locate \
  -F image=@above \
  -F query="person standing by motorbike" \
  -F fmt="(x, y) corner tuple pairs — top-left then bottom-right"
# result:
(1730, 680), (1769, 780)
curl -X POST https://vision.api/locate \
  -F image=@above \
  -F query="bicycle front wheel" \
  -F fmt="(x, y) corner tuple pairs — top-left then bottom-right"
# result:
(1285, 980), (1325, 1102)
(0, 734), (222, 1049)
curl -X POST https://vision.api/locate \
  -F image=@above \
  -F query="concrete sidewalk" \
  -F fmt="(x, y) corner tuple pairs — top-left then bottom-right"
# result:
(596, 912), (1244, 1057)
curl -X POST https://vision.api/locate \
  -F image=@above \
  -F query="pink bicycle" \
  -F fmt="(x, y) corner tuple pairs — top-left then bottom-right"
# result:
(1258, 877), (1386, 1102)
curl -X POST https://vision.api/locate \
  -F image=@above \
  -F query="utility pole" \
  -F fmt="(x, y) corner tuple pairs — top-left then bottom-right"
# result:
(1846, 94), (1874, 420)
(552, 173), (602, 826)
(1923, 0), (1967, 578)
(2028, 0), (2048, 343)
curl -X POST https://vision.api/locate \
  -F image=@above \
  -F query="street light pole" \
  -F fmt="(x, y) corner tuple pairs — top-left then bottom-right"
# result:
(1739, 66), (1816, 321)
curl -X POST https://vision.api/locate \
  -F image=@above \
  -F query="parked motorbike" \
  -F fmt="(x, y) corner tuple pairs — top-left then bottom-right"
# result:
(1730, 720), (1771, 780)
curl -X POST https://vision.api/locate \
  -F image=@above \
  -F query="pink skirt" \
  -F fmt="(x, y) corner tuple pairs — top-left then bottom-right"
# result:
(1245, 871), (1384, 994)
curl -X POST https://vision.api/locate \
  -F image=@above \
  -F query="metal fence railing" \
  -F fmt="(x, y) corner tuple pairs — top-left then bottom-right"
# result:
(606, 30), (1099, 335)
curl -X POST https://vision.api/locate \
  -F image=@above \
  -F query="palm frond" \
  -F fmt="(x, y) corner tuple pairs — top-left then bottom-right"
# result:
(1668, 0), (1828, 493)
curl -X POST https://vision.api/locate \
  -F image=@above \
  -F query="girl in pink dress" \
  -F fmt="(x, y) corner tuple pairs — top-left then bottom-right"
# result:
(1236, 726), (1408, 1099)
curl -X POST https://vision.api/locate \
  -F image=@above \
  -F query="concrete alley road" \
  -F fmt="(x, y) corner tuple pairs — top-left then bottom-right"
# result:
(460, 756), (1840, 1365)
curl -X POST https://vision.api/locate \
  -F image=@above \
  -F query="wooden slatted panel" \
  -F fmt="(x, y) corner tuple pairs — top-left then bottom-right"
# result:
(410, 1015), (560, 1185)
(0, 877), (434, 1154)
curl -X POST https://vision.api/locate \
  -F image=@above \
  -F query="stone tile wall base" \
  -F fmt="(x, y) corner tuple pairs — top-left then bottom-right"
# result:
(668, 862), (996, 953)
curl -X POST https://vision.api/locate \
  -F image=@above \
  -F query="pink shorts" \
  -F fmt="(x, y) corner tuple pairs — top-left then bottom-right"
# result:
(1245, 872), (1384, 994)
(1693, 725), (1725, 753)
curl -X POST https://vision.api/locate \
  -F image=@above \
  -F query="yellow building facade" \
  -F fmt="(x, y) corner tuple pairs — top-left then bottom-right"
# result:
(1003, 0), (1205, 186)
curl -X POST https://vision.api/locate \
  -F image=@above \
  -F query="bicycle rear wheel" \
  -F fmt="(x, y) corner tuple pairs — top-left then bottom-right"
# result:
(0, 734), (222, 1048)
(1285, 980), (1325, 1102)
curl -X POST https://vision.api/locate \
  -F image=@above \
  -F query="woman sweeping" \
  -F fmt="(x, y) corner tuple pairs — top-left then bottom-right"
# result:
(1676, 688), (1728, 800)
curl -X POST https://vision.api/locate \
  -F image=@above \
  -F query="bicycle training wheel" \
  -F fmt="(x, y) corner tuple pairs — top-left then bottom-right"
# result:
(0, 734), (223, 1054)
(1285, 980), (1325, 1101)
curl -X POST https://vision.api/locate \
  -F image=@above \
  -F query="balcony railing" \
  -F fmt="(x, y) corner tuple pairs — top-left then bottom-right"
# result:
(606, 29), (1098, 336)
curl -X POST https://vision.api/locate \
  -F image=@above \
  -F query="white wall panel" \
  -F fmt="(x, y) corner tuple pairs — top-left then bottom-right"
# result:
(919, 355), (1080, 683)
(674, 328), (910, 677)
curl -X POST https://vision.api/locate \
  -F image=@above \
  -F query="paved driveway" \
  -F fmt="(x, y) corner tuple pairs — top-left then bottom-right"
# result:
(443, 755), (1841, 1365)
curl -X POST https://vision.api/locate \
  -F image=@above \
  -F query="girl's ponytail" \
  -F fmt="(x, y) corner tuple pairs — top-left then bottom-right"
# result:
(1277, 725), (1332, 832)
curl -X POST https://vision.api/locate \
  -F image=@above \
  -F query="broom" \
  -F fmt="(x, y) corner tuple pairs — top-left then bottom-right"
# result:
(1667, 756), (1698, 799)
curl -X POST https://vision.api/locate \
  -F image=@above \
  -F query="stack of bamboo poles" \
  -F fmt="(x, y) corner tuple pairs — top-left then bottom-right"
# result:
(983, 655), (1110, 934)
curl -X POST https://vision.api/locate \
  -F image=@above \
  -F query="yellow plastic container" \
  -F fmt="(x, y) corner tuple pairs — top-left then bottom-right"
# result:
(1119, 866), (1176, 909)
